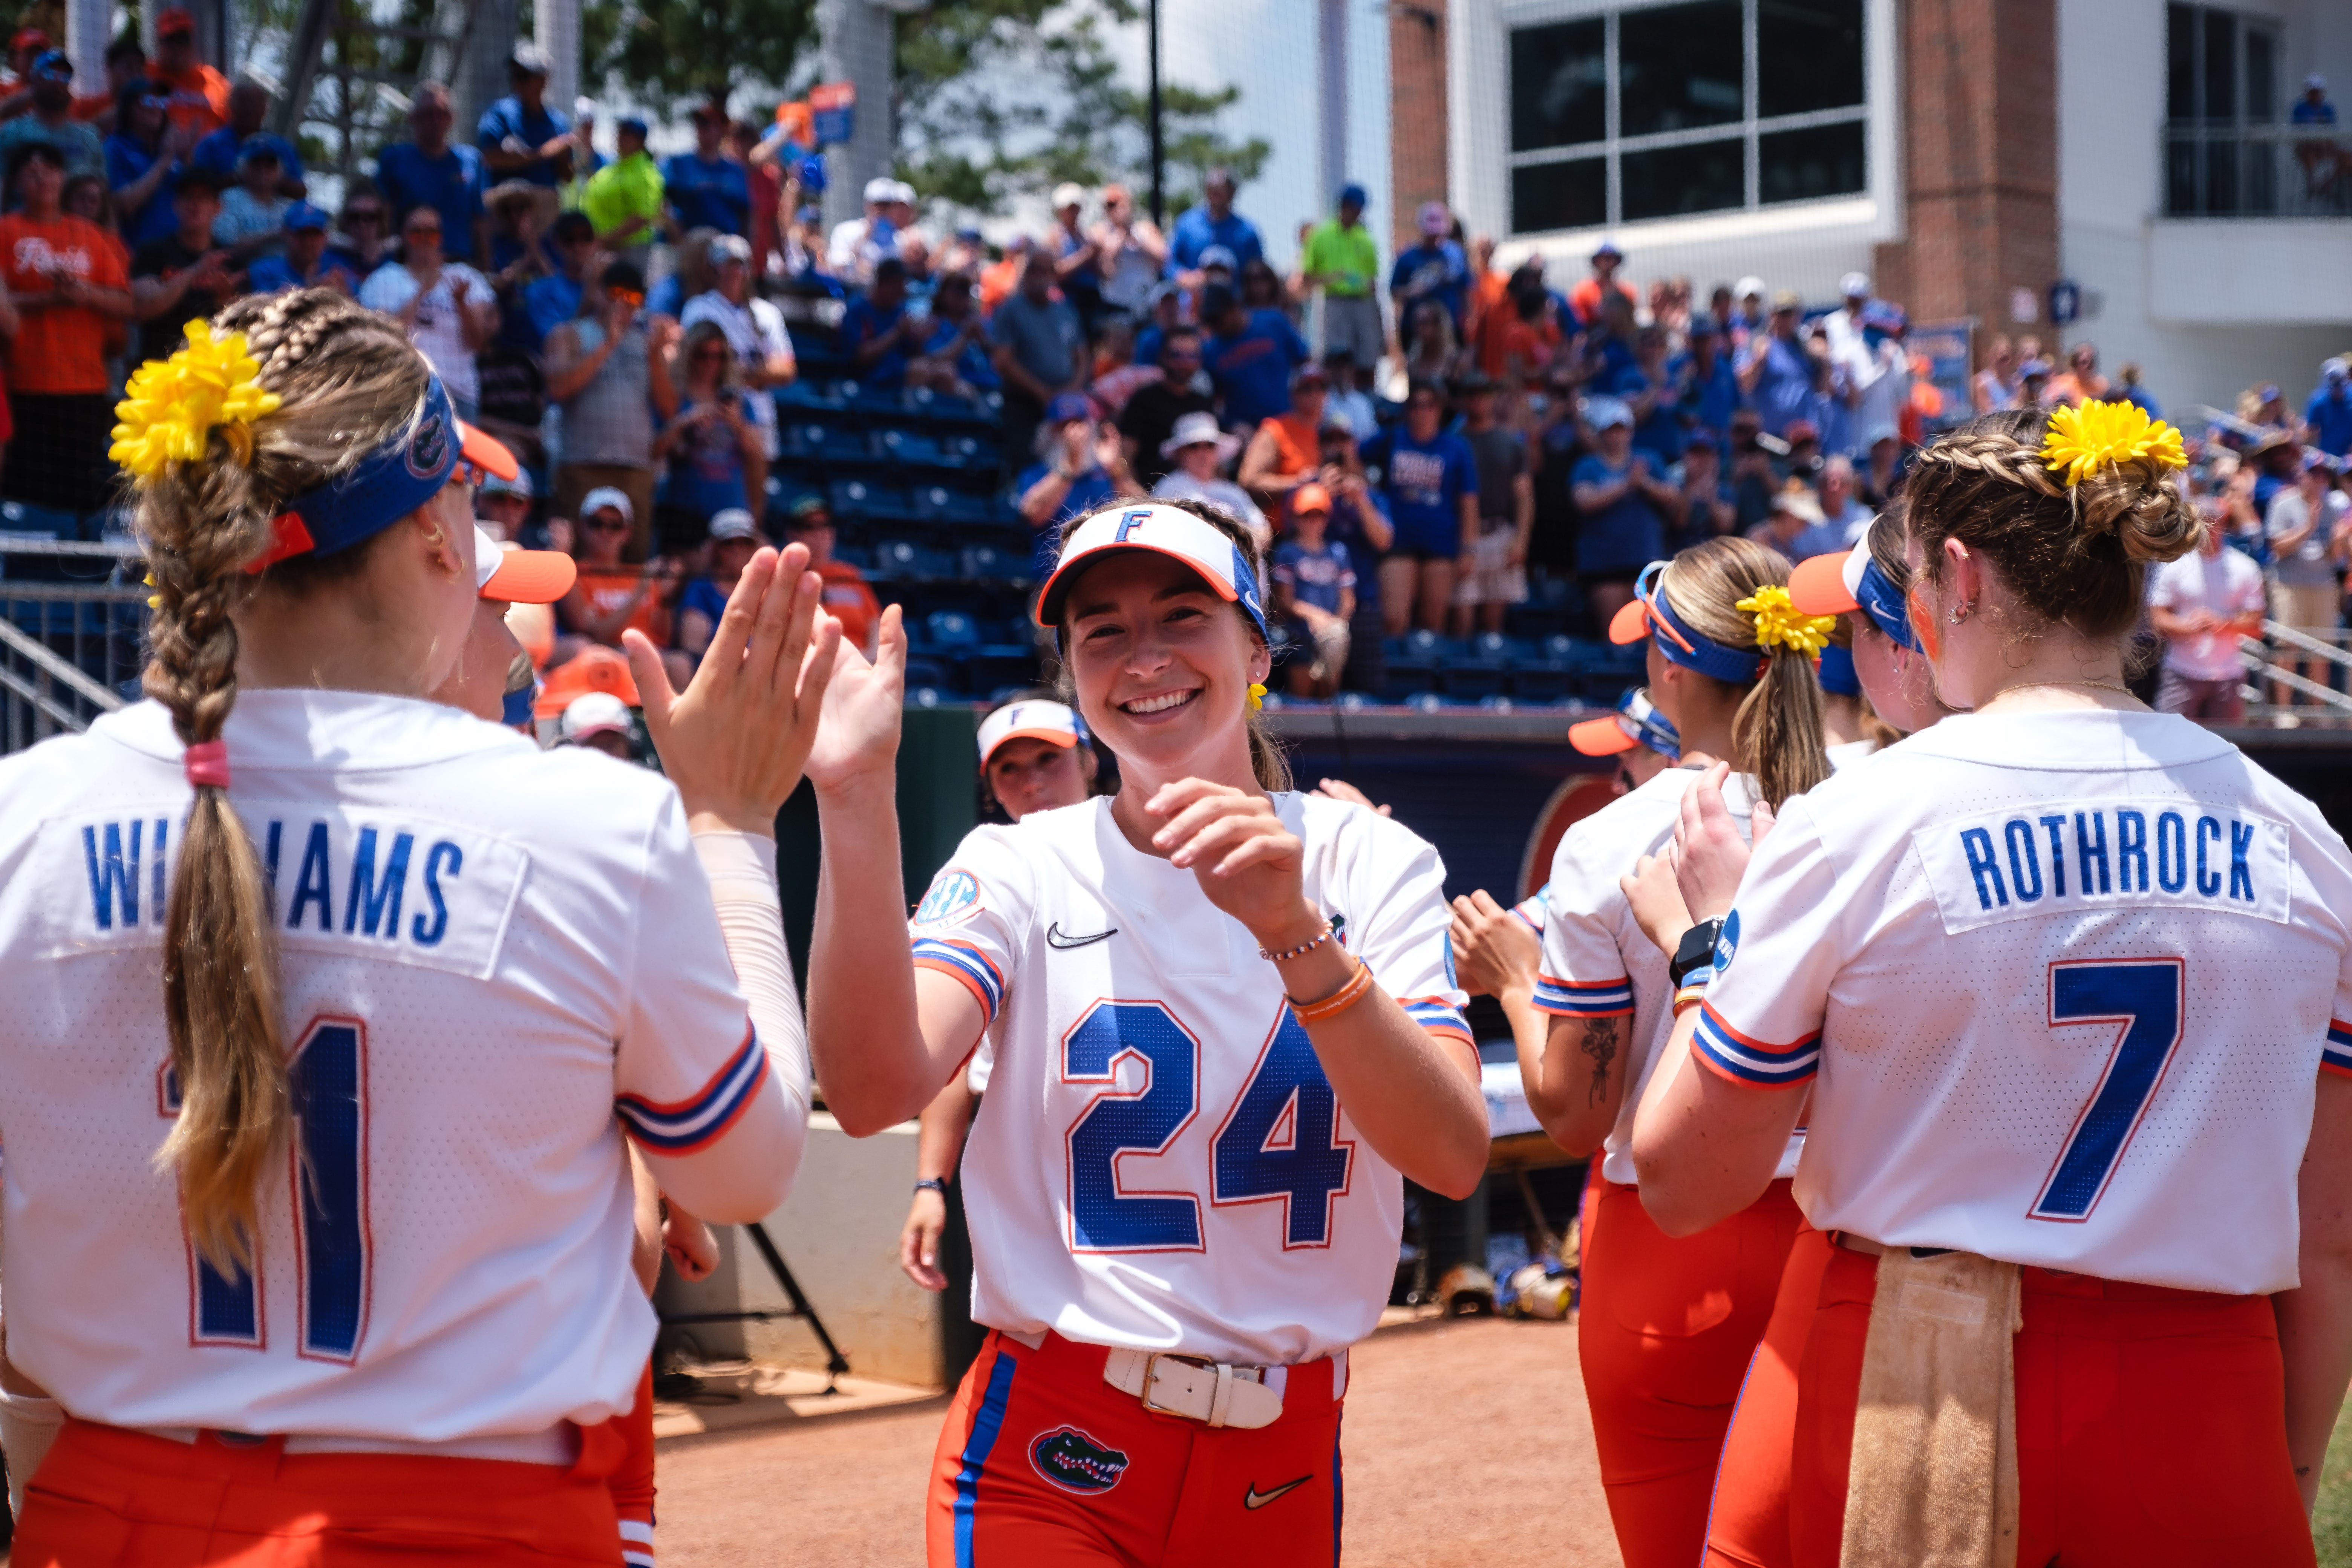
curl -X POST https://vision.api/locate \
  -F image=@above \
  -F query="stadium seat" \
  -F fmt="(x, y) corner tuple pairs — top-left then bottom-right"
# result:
(786, 422), (876, 467)
(877, 429), (953, 468)
(960, 542), (1029, 585)
(842, 381), (910, 419)
(776, 380), (848, 415)
(902, 662), (954, 696)
(829, 478), (920, 524)
(924, 609), (981, 649)
(871, 539), (959, 581)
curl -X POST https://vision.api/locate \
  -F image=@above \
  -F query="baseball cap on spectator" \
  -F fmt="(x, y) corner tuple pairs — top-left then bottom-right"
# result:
(10, 27), (47, 52)
(1417, 201), (1451, 237)
(1687, 313), (1721, 337)
(283, 202), (330, 232)
(618, 112), (649, 135)
(156, 7), (196, 38)
(1570, 686), (1680, 758)
(1839, 272), (1871, 299)
(1045, 391), (1094, 425)
(1770, 488), (1825, 526)
(238, 141), (284, 170)
(888, 180), (916, 205)
(1771, 289), (1802, 313)
(510, 44), (552, 77)
(1859, 300), (1906, 332)
(580, 486), (633, 525)
(29, 49), (69, 82)
(480, 466), (533, 499)
(175, 165), (229, 197)
(2258, 383), (2281, 403)
(2018, 358), (2053, 380)
(2308, 74), (2328, 92)
(708, 507), (759, 542)
(957, 225), (984, 244)
(2323, 358), (2350, 386)
(977, 698), (1083, 767)
(1591, 238), (1624, 260)
(560, 692), (633, 744)
(1160, 409), (1239, 462)
(1784, 418), (1821, 446)
(709, 233), (752, 266)
(863, 176), (896, 204)
(784, 495), (831, 529)
(1685, 429), (1720, 453)
(534, 645), (641, 718)
(1586, 397), (1634, 431)
(1197, 245), (1239, 274)
(1292, 481), (1333, 516)
(1292, 361), (1331, 390)
(1338, 183), (1367, 209)
(1052, 182), (1086, 211)
(1734, 275), (1766, 301)
(473, 525), (574, 603)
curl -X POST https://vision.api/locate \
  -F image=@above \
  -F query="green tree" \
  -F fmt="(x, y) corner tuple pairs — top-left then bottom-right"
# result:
(894, 0), (1268, 221)
(582, 0), (819, 116)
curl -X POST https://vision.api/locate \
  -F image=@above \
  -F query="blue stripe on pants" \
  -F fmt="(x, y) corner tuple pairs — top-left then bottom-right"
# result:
(1332, 1412), (1344, 1565)
(954, 1349), (1020, 1567)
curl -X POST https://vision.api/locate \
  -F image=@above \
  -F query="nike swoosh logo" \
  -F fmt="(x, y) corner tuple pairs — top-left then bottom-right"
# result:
(1046, 923), (1118, 949)
(1243, 1476), (1312, 1510)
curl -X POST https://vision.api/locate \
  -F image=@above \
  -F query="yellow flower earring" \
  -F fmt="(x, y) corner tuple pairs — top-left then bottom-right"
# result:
(1248, 682), (1268, 711)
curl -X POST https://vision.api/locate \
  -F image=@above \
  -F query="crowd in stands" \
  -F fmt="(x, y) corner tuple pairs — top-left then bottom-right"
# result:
(0, 17), (2343, 720)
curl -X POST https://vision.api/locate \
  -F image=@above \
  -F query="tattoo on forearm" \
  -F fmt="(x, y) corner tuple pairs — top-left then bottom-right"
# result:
(1580, 1017), (1620, 1106)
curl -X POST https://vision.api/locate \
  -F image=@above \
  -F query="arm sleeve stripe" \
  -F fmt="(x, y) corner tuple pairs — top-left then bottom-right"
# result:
(2321, 1019), (2352, 1078)
(1531, 974), (1635, 1017)
(1401, 997), (1474, 1044)
(618, 1026), (770, 1152)
(1690, 1001), (1820, 1088)
(912, 938), (1004, 1020)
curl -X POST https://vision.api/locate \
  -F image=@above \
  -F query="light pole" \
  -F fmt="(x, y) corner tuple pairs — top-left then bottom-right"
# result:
(1147, 0), (1165, 226)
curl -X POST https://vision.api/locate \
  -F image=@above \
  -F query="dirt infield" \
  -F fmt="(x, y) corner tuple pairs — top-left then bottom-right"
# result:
(654, 1314), (1623, 1567)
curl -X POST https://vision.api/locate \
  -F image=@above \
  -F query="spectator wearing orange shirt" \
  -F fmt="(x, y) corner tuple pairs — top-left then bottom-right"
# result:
(147, 8), (229, 142)
(1237, 360), (1331, 508)
(780, 495), (879, 654)
(0, 143), (129, 513)
(556, 487), (675, 663)
(1568, 237), (1636, 328)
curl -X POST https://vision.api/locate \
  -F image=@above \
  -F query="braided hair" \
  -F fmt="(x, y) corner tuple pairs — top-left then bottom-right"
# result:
(1903, 408), (2198, 642)
(134, 288), (431, 1271)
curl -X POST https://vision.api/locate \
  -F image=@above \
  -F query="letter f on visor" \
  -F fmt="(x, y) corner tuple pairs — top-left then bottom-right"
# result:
(1033, 503), (1270, 647)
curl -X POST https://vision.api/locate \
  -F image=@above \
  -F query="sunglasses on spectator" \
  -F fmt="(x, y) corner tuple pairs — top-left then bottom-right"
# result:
(406, 221), (441, 236)
(611, 288), (645, 307)
(586, 518), (629, 532)
(347, 208), (384, 224)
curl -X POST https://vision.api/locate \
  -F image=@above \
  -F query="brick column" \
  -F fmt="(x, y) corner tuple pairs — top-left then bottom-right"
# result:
(1872, 0), (2058, 368)
(1389, 0), (1449, 259)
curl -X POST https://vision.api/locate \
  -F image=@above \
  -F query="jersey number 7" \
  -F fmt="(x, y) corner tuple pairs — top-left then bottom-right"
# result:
(2030, 960), (2184, 1223)
(165, 1016), (372, 1360)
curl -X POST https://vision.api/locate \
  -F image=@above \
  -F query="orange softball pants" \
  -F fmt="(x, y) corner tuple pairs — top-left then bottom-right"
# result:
(10, 1418), (629, 1566)
(1702, 1218), (1835, 1568)
(1577, 1174), (1802, 1568)
(610, 1363), (657, 1566)
(927, 1328), (1344, 1566)
(1789, 1246), (2316, 1567)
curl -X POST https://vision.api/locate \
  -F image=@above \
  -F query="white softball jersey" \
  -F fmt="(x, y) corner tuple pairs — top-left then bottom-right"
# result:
(0, 692), (766, 1438)
(908, 792), (1473, 1366)
(1697, 710), (2352, 1295)
(1534, 765), (1804, 1186)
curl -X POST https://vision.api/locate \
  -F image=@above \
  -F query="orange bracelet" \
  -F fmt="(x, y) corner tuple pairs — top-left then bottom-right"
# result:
(1289, 958), (1376, 1024)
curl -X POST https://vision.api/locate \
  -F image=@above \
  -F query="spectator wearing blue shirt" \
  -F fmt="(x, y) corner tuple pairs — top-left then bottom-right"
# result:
(1272, 482), (1358, 698)
(1361, 379), (1479, 632)
(1015, 391), (1145, 578)
(1737, 291), (1817, 437)
(1166, 166), (1263, 283)
(1673, 313), (1742, 447)
(840, 256), (920, 390)
(518, 211), (596, 349)
(664, 103), (750, 239)
(0, 51), (102, 183)
(2113, 362), (2161, 421)
(1389, 202), (1468, 339)
(477, 46), (571, 190)
(674, 508), (763, 671)
(244, 201), (357, 294)
(104, 78), (183, 251)
(375, 82), (487, 266)
(1570, 397), (1678, 624)
(1202, 286), (1309, 431)
(909, 270), (997, 396)
(190, 81), (303, 196)
(1671, 431), (1738, 552)
(2305, 359), (2352, 457)
(1625, 323), (1688, 465)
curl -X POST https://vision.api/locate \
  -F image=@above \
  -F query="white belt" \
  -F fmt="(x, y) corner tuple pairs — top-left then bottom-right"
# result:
(139, 1424), (578, 1465)
(1101, 1349), (1284, 1430)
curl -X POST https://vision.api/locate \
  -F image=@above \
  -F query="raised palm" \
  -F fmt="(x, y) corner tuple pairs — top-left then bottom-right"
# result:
(806, 604), (908, 792)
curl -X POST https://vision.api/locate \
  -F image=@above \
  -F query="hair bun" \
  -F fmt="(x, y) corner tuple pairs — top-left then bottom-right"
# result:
(2075, 459), (2197, 564)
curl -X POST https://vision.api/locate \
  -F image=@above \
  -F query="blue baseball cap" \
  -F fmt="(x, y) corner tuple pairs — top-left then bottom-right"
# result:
(1338, 183), (1367, 209)
(283, 201), (329, 232)
(1045, 391), (1094, 424)
(29, 49), (69, 81)
(618, 113), (649, 134)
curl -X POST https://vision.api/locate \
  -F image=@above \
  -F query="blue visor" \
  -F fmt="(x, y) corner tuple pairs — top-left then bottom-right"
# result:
(1622, 687), (1681, 758)
(1851, 552), (1923, 653)
(257, 377), (461, 568)
(1817, 642), (1860, 695)
(1626, 560), (1765, 685)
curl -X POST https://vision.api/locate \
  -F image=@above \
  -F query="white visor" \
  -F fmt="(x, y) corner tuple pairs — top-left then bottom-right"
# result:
(978, 698), (1084, 765)
(1032, 503), (1267, 640)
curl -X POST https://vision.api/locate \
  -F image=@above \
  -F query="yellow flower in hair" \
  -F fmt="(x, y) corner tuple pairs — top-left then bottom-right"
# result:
(2040, 399), (2187, 488)
(1248, 681), (1268, 712)
(1736, 584), (1837, 657)
(107, 321), (280, 483)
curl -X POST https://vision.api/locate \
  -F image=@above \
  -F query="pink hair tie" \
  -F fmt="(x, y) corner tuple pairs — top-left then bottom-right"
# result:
(184, 740), (231, 790)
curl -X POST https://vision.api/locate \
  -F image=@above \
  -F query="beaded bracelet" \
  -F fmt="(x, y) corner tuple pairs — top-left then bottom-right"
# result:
(1258, 923), (1335, 963)
(1290, 958), (1376, 1024)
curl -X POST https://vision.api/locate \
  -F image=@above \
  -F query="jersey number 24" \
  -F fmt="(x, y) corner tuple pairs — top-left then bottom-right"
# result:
(1064, 1000), (1353, 1253)
(164, 1016), (371, 1360)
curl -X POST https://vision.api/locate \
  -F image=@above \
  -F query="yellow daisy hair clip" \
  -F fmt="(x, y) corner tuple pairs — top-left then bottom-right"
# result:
(2040, 399), (2186, 488)
(1248, 681), (1268, 712)
(1736, 584), (1837, 657)
(108, 320), (281, 484)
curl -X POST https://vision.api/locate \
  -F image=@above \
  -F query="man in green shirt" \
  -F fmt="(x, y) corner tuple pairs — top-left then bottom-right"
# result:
(1302, 182), (1386, 376)
(581, 113), (663, 264)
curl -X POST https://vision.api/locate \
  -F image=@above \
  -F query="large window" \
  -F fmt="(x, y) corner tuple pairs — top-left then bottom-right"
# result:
(2163, 4), (2283, 215)
(1509, 0), (1865, 234)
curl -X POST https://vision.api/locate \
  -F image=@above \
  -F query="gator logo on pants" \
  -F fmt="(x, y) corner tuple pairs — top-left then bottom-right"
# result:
(1029, 1426), (1131, 1494)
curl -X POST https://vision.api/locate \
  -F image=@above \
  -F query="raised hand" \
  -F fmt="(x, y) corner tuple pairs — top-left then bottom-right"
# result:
(806, 603), (908, 794)
(1619, 848), (1693, 957)
(1669, 762), (1770, 923)
(1145, 779), (1311, 944)
(621, 542), (841, 835)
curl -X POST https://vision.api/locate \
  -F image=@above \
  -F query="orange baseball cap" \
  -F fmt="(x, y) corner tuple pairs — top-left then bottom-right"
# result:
(534, 645), (640, 719)
(1291, 482), (1333, 515)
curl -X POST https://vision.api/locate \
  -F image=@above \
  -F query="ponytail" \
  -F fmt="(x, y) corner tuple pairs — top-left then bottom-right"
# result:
(1656, 535), (1831, 812)
(132, 289), (430, 1270)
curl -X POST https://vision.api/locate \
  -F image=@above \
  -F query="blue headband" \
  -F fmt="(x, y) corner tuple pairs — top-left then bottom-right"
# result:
(1632, 561), (1766, 685)
(258, 377), (459, 568)
(1621, 689), (1682, 759)
(1851, 553), (1923, 652)
(1817, 643), (1860, 696)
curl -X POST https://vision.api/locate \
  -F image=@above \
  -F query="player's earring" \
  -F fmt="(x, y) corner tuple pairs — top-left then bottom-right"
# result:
(1946, 601), (1974, 624)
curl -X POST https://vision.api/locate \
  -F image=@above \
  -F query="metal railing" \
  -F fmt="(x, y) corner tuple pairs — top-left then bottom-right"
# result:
(0, 536), (142, 756)
(2239, 623), (2352, 723)
(2164, 123), (2352, 218)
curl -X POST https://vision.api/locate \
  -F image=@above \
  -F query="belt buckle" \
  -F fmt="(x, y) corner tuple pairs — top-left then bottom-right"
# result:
(1137, 1352), (1201, 1419)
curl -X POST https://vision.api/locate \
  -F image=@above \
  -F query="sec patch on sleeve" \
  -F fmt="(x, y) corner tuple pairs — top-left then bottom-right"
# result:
(914, 867), (985, 929)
